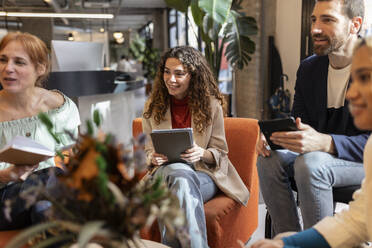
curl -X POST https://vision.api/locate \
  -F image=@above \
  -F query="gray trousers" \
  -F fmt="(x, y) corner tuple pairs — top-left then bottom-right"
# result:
(257, 150), (364, 236)
(153, 162), (217, 248)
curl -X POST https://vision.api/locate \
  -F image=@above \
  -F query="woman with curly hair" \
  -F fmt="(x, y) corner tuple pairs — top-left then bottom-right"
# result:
(142, 46), (249, 248)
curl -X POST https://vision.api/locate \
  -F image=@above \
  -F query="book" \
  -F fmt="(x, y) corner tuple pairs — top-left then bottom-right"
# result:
(150, 128), (193, 163)
(0, 136), (55, 165)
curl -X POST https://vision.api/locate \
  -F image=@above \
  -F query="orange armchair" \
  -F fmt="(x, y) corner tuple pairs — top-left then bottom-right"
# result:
(133, 117), (259, 248)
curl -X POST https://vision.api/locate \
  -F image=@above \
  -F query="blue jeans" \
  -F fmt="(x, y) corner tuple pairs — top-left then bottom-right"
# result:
(153, 162), (217, 248)
(257, 150), (364, 236)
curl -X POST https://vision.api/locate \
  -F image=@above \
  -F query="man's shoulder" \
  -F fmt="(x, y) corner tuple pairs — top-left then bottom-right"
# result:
(300, 54), (329, 68)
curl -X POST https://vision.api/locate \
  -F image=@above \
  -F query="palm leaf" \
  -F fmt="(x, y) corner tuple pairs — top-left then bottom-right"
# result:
(199, 0), (232, 25)
(202, 14), (222, 41)
(190, 0), (203, 26)
(164, 0), (191, 12)
(223, 12), (257, 69)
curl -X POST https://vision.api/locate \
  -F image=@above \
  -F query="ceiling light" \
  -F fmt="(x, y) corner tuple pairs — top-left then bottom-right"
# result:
(99, 28), (105, 33)
(0, 12), (113, 19)
(116, 37), (125, 44)
(113, 31), (123, 39)
(68, 33), (74, 41)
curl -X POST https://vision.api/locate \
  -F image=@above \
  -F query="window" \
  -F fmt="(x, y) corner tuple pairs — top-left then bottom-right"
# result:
(167, 8), (200, 49)
(168, 9), (178, 47)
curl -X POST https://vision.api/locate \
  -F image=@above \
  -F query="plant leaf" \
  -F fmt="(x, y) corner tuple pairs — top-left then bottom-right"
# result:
(190, 0), (203, 26)
(223, 12), (257, 69)
(199, 0), (232, 25)
(38, 112), (53, 130)
(86, 120), (94, 136)
(77, 221), (105, 247)
(4, 221), (61, 248)
(164, 0), (191, 12)
(93, 109), (102, 128)
(202, 14), (222, 41)
(32, 233), (75, 248)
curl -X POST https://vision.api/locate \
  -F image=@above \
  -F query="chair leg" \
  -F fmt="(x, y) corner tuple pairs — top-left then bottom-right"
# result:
(265, 211), (272, 239)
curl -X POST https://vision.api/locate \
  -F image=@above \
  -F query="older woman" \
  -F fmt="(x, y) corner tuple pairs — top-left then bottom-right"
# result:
(251, 36), (372, 248)
(142, 46), (248, 248)
(0, 32), (80, 230)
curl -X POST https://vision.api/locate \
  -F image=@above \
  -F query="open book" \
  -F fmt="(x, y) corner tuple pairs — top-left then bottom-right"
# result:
(0, 136), (55, 165)
(150, 128), (193, 163)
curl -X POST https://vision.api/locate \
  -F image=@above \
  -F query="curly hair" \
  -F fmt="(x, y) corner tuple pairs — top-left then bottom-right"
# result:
(143, 46), (225, 133)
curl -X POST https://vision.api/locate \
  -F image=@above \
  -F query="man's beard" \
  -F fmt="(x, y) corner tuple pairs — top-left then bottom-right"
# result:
(312, 34), (345, 56)
(312, 34), (333, 55)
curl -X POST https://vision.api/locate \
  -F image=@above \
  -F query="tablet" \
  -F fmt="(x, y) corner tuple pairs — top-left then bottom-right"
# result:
(258, 117), (298, 150)
(150, 128), (193, 163)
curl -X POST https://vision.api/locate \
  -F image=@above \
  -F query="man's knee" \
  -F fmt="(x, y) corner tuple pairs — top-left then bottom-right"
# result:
(257, 151), (288, 178)
(294, 151), (331, 182)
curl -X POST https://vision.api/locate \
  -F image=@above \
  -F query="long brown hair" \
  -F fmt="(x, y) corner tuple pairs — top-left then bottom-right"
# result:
(143, 46), (224, 133)
(0, 32), (50, 87)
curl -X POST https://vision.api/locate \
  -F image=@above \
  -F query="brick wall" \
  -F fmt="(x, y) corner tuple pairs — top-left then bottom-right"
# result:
(234, 0), (276, 119)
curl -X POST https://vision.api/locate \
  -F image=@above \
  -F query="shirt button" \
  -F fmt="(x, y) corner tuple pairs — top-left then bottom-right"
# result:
(25, 132), (31, 137)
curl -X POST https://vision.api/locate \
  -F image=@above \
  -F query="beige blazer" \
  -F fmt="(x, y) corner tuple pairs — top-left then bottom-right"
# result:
(142, 97), (249, 206)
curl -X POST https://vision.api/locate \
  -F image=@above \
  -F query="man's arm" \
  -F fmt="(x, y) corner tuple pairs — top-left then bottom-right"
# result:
(331, 133), (370, 162)
(292, 62), (311, 124)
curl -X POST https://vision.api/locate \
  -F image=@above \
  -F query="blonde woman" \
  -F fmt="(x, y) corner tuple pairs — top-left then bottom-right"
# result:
(0, 32), (80, 230)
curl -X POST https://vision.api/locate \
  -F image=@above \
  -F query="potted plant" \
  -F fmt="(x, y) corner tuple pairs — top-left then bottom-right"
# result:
(129, 36), (160, 95)
(4, 111), (186, 248)
(165, 0), (258, 80)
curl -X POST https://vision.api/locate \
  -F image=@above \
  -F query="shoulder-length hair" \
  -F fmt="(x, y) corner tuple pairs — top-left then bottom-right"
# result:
(0, 32), (50, 87)
(143, 46), (225, 133)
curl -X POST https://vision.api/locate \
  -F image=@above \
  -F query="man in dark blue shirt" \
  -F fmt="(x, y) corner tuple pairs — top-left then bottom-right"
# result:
(256, 0), (368, 237)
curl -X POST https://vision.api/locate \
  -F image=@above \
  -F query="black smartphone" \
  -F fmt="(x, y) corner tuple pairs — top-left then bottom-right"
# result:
(258, 117), (298, 150)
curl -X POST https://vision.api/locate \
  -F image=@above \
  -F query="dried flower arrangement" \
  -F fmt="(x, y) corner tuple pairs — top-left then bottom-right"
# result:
(5, 110), (186, 248)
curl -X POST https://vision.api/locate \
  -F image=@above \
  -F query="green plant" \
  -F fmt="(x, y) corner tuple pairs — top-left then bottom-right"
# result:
(165, 0), (258, 80)
(129, 36), (160, 82)
(143, 43), (160, 82)
(4, 111), (186, 248)
(129, 34), (146, 62)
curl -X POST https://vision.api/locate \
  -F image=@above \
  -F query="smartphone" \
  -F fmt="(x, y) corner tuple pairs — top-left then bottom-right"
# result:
(258, 117), (298, 150)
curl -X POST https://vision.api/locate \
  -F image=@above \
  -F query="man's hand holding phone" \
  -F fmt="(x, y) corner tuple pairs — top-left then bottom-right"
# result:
(256, 133), (271, 157)
(270, 117), (335, 154)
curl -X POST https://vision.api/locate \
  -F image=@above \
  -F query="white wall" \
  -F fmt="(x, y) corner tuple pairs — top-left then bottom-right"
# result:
(365, 0), (372, 33)
(275, 0), (302, 102)
(73, 31), (110, 67)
